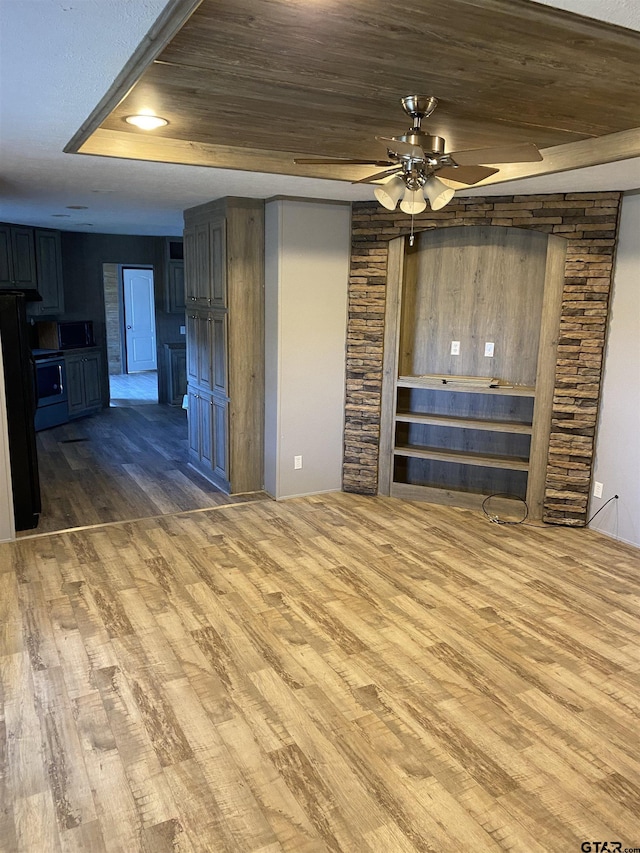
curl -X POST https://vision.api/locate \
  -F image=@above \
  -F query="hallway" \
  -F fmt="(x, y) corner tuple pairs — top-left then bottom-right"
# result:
(30, 403), (268, 535)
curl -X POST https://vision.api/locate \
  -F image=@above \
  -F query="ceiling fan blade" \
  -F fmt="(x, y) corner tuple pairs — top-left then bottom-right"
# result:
(376, 136), (425, 159)
(353, 167), (403, 185)
(448, 142), (543, 166)
(437, 164), (500, 185)
(294, 157), (394, 166)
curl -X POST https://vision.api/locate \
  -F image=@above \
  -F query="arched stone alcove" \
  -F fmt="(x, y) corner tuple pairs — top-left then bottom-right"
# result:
(343, 191), (622, 526)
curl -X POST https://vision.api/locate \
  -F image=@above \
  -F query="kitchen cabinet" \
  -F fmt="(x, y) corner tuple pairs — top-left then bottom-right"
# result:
(1, 223), (64, 313)
(164, 238), (185, 314)
(65, 348), (102, 419)
(184, 197), (263, 494)
(187, 388), (229, 488)
(0, 224), (37, 290)
(28, 229), (65, 315)
(163, 342), (187, 406)
(184, 217), (226, 308)
(186, 312), (212, 390)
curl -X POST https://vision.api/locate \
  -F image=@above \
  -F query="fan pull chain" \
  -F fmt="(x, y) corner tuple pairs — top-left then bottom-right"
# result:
(409, 213), (415, 247)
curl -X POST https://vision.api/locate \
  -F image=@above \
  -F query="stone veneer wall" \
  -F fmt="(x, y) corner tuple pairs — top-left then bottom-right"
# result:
(102, 263), (123, 375)
(343, 191), (622, 526)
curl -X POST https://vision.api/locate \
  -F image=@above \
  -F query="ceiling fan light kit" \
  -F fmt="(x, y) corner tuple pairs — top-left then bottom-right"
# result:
(400, 187), (427, 215)
(424, 176), (455, 211)
(294, 95), (543, 216)
(374, 176), (405, 210)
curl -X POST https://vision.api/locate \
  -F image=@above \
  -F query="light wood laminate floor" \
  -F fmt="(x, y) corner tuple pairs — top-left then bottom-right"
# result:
(32, 404), (268, 535)
(2, 492), (639, 852)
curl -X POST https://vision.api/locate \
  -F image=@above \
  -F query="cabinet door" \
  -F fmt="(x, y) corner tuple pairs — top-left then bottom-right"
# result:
(10, 227), (37, 287)
(168, 261), (185, 313)
(209, 219), (226, 308)
(198, 317), (213, 390)
(65, 356), (85, 415)
(184, 227), (197, 304)
(0, 225), (12, 287)
(194, 222), (210, 303)
(187, 388), (201, 458)
(212, 312), (228, 395)
(0, 225), (36, 289)
(186, 313), (199, 384)
(32, 229), (64, 314)
(212, 398), (229, 482)
(186, 314), (212, 390)
(82, 353), (102, 409)
(200, 395), (213, 468)
(167, 347), (187, 405)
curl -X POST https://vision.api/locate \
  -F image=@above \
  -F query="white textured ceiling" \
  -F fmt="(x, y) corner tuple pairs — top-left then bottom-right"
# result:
(1, 0), (639, 236)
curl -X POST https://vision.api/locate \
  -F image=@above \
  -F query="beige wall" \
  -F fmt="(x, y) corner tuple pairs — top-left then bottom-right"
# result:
(264, 199), (351, 499)
(590, 191), (640, 547)
(0, 338), (16, 541)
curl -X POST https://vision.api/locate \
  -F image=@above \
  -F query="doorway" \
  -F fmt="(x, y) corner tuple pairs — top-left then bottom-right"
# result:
(123, 267), (157, 373)
(103, 263), (158, 405)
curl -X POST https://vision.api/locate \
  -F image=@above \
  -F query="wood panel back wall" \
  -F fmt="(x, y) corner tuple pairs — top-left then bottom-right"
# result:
(382, 226), (564, 520)
(400, 227), (548, 384)
(343, 192), (622, 526)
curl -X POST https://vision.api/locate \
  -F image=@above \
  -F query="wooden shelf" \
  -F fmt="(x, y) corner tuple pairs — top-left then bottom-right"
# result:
(395, 411), (533, 434)
(397, 376), (536, 397)
(394, 444), (530, 471)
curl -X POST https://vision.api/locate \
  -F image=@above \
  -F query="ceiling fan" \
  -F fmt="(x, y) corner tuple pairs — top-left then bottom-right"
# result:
(294, 95), (543, 214)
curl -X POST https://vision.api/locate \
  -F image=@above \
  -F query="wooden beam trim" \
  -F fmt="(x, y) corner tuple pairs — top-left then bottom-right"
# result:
(472, 127), (640, 187)
(64, 0), (205, 154)
(76, 128), (379, 181)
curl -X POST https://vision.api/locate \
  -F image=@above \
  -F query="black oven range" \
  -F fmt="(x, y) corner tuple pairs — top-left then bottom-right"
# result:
(32, 348), (69, 431)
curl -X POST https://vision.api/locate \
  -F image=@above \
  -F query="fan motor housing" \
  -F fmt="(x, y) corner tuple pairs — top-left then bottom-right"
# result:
(397, 133), (445, 156)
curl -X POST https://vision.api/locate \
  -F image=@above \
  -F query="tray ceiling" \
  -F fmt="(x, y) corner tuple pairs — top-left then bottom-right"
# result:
(70, 0), (640, 186)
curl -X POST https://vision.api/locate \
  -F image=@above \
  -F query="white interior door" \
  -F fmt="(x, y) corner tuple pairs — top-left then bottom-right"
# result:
(123, 267), (157, 372)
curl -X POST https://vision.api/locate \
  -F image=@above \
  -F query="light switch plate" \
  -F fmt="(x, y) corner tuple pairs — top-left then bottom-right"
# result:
(484, 341), (495, 357)
(450, 340), (460, 355)
(593, 481), (603, 498)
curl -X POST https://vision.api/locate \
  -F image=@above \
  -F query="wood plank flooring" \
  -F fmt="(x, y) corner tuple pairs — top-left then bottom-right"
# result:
(2, 492), (639, 852)
(109, 371), (158, 405)
(31, 404), (268, 535)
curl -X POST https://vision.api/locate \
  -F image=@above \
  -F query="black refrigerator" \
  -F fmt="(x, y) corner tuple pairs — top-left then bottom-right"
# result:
(0, 292), (41, 530)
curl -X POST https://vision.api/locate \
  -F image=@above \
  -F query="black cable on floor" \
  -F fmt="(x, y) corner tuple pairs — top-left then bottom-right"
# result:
(481, 493), (529, 525)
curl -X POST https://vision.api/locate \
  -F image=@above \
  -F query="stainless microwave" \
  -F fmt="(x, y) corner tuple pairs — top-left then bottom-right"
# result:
(38, 320), (95, 350)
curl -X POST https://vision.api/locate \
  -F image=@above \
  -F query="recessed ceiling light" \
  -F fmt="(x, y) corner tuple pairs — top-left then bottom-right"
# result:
(66, 205), (88, 210)
(125, 114), (169, 130)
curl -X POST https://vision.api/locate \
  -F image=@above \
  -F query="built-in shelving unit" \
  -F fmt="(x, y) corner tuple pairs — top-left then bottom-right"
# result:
(392, 378), (535, 502)
(379, 226), (566, 520)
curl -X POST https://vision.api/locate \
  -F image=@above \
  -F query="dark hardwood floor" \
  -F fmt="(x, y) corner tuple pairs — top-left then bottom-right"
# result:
(29, 404), (269, 535)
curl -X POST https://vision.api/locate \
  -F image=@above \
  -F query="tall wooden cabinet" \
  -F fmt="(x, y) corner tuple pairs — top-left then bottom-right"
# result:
(379, 227), (566, 521)
(183, 198), (264, 494)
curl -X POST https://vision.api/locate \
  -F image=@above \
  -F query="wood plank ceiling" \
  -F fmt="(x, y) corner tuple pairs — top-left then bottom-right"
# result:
(68, 0), (640, 186)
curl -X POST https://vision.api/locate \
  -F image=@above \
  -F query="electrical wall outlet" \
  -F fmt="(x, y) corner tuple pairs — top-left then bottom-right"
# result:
(179, 325), (186, 335)
(450, 340), (460, 355)
(294, 455), (303, 470)
(484, 341), (495, 357)
(593, 481), (603, 498)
